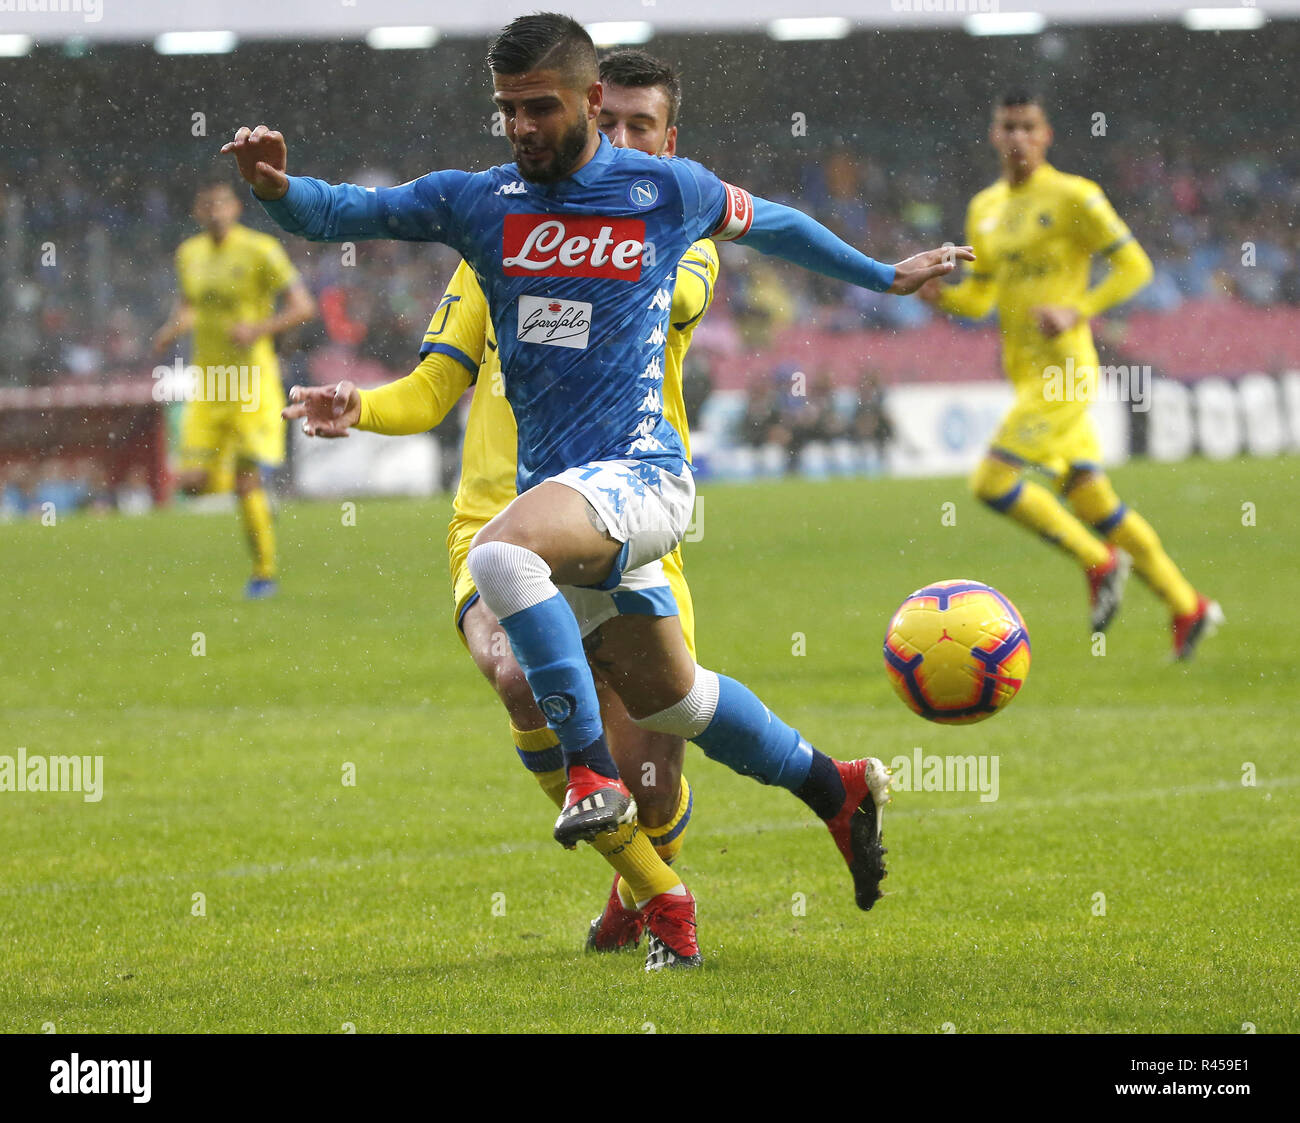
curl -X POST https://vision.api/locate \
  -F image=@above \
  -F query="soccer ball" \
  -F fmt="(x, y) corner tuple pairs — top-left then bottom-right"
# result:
(882, 579), (1031, 724)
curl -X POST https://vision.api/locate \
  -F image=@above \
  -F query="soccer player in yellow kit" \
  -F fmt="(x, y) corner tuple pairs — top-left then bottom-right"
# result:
(921, 92), (1220, 659)
(152, 180), (316, 598)
(286, 52), (719, 966)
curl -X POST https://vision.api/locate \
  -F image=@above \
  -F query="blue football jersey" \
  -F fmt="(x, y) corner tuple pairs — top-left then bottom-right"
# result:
(262, 134), (755, 492)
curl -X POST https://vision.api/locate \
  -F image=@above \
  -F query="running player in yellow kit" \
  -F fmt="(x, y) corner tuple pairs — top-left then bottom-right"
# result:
(921, 92), (1220, 659)
(285, 52), (719, 967)
(152, 179), (316, 598)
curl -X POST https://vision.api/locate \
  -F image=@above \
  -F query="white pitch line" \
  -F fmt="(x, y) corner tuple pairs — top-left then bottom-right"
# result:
(2, 776), (1293, 898)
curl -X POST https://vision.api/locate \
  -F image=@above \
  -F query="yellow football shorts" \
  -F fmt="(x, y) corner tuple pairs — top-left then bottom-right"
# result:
(989, 393), (1102, 480)
(177, 377), (287, 477)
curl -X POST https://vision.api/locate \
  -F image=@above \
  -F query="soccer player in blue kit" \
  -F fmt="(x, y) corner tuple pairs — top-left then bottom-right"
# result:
(225, 13), (972, 967)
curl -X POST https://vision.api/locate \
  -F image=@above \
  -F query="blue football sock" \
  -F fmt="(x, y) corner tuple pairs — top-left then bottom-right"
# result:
(499, 593), (619, 780)
(692, 674), (815, 790)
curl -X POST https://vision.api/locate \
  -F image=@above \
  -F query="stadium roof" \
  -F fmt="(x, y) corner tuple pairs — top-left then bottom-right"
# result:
(4, 0), (1298, 42)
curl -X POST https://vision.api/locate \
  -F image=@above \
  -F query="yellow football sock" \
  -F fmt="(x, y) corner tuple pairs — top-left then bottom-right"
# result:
(513, 723), (682, 905)
(642, 776), (692, 866)
(239, 486), (276, 579)
(511, 723), (567, 809)
(616, 874), (637, 911)
(589, 822), (682, 907)
(972, 458), (1110, 570)
(1110, 510), (1199, 616)
(1067, 476), (1199, 615)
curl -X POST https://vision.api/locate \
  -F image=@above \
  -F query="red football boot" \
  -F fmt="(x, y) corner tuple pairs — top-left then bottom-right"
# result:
(642, 887), (702, 970)
(1086, 546), (1131, 633)
(1172, 595), (1224, 661)
(553, 765), (636, 849)
(585, 876), (644, 953)
(824, 757), (893, 911)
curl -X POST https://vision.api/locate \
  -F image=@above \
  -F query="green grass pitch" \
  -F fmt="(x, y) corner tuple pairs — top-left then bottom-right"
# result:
(2, 456), (1296, 1033)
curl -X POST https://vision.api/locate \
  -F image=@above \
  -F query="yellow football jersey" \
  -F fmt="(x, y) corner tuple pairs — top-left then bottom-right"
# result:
(175, 223), (299, 380)
(939, 163), (1151, 394)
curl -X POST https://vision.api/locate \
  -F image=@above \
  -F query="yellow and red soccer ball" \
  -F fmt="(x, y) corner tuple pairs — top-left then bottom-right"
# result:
(883, 579), (1030, 724)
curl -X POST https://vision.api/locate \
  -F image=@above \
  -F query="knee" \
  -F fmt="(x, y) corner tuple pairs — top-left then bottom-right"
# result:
(630, 666), (718, 738)
(970, 457), (1021, 504)
(466, 540), (543, 596)
(1066, 471), (1123, 528)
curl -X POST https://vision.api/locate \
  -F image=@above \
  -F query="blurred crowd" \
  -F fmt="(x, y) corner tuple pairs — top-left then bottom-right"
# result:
(0, 459), (154, 520)
(5, 136), (1296, 391)
(738, 369), (894, 476)
(1, 29), (1297, 495)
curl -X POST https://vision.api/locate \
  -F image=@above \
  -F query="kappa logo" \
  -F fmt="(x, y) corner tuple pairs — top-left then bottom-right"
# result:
(629, 179), (658, 208)
(496, 181), (527, 196)
(502, 214), (645, 280)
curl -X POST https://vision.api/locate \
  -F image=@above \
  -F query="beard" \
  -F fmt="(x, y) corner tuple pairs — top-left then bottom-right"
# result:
(514, 117), (590, 184)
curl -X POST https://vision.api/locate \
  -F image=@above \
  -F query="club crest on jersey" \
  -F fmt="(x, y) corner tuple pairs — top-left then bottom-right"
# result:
(517, 293), (593, 350)
(502, 214), (645, 280)
(629, 179), (658, 208)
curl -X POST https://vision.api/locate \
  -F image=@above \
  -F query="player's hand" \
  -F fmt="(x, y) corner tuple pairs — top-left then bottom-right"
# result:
(915, 276), (946, 305)
(1033, 305), (1080, 338)
(221, 125), (289, 200)
(229, 322), (264, 347)
(282, 381), (361, 438)
(887, 245), (975, 295)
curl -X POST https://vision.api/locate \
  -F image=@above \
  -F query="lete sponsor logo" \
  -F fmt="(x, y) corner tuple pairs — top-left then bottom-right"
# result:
(502, 214), (645, 280)
(517, 294), (593, 350)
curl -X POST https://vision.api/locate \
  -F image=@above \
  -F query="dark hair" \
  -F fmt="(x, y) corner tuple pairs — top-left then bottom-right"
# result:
(194, 176), (239, 199)
(997, 89), (1046, 114)
(599, 48), (682, 129)
(487, 12), (598, 88)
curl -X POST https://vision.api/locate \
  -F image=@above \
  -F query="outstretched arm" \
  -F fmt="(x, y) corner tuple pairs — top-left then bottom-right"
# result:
(282, 351), (474, 439)
(734, 196), (974, 295)
(222, 124), (466, 243)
